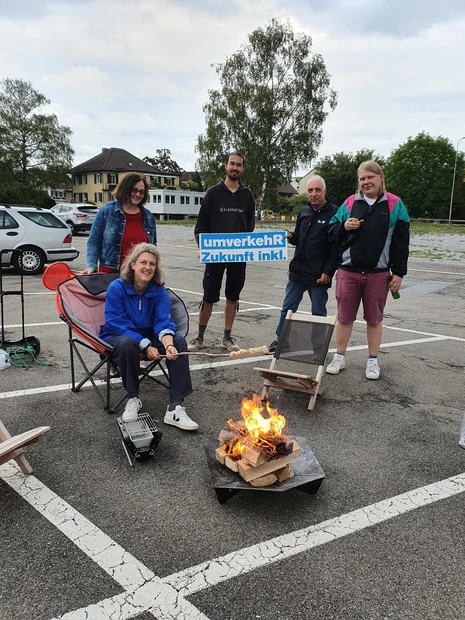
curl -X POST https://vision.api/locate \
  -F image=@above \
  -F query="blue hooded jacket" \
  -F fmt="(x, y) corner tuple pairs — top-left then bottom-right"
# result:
(100, 278), (176, 349)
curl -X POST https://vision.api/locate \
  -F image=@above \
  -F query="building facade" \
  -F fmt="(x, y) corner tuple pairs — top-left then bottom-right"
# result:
(72, 148), (182, 206)
(145, 188), (205, 219)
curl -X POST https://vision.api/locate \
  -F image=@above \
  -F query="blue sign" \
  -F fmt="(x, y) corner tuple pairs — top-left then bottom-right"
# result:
(199, 231), (288, 263)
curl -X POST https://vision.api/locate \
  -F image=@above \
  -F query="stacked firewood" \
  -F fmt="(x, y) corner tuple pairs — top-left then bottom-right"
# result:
(215, 422), (301, 487)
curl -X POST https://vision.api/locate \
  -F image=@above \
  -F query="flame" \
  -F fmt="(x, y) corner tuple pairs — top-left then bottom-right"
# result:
(223, 394), (286, 458)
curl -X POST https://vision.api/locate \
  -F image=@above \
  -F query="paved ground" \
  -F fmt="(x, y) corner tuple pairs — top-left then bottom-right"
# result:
(1, 228), (464, 620)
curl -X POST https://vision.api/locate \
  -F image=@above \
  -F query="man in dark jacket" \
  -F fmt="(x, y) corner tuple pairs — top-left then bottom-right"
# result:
(189, 152), (255, 352)
(269, 176), (338, 353)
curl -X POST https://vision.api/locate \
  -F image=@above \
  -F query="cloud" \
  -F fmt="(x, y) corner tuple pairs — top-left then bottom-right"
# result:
(292, 0), (465, 37)
(0, 0), (464, 173)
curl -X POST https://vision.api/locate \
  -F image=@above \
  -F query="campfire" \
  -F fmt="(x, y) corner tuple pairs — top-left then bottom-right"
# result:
(215, 394), (301, 487)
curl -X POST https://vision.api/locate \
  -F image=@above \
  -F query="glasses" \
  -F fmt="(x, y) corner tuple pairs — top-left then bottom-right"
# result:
(131, 188), (145, 196)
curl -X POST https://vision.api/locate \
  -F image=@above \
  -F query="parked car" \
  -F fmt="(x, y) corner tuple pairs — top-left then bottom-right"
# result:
(50, 203), (99, 235)
(0, 204), (79, 275)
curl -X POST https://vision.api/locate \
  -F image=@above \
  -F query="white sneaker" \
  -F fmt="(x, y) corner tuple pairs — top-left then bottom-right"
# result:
(164, 405), (199, 431)
(122, 397), (142, 422)
(326, 353), (346, 375)
(366, 358), (380, 380)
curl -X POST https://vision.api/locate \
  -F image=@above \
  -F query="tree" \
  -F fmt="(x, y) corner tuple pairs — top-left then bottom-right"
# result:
(0, 181), (55, 208)
(0, 78), (73, 187)
(196, 18), (337, 206)
(314, 149), (386, 206)
(385, 132), (465, 219)
(143, 149), (183, 173)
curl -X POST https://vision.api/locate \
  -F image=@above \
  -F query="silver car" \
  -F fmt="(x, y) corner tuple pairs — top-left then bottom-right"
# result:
(0, 204), (79, 275)
(50, 203), (99, 235)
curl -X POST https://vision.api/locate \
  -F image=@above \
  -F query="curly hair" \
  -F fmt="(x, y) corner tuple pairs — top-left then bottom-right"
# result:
(120, 243), (164, 286)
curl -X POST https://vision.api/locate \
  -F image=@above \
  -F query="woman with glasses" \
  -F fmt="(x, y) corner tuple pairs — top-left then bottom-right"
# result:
(83, 173), (156, 274)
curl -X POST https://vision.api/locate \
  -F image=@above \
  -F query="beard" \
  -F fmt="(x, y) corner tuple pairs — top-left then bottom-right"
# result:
(226, 170), (241, 181)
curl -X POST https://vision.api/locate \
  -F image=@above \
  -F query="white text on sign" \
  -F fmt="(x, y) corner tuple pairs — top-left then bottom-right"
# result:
(199, 232), (288, 263)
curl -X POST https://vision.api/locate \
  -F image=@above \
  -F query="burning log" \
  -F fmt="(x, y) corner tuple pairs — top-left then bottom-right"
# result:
(242, 446), (270, 467)
(215, 445), (227, 465)
(224, 455), (239, 473)
(237, 440), (301, 482)
(215, 394), (301, 487)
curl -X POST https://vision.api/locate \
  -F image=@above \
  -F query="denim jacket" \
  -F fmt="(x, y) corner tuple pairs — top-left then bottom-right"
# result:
(86, 200), (157, 270)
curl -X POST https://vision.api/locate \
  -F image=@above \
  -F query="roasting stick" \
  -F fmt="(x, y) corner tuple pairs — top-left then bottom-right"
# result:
(158, 345), (269, 359)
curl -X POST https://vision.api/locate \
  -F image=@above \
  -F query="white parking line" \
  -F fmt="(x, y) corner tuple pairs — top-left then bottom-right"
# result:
(0, 335), (454, 401)
(0, 461), (210, 620)
(2, 461), (465, 620)
(163, 471), (465, 596)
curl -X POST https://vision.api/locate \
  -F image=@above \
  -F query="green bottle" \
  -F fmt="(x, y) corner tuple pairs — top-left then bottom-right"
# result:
(391, 289), (400, 300)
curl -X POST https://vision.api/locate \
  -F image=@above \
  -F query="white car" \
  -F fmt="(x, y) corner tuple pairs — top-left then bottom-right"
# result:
(50, 203), (99, 235)
(0, 204), (79, 275)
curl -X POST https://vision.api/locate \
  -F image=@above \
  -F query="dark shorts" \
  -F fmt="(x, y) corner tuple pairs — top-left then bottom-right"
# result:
(335, 269), (390, 324)
(202, 262), (247, 303)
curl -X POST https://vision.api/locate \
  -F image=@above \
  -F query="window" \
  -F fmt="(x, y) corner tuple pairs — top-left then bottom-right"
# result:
(0, 211), (19, 229)
(180, 196), (185, 205)
(94, 173), (102, 184)
(108, 173), (118, 185)
(157, 195), (161, 203)
(20, 211), (67, 228)
(94, 192), (103, 203)
(194, 197), (199, 205)
(165, 195), (170, 204)
(170, 195), (175, 204)
(164, 177), (174, 186)
(73, 192), (88, 202)
(185, 196), (190, 205)
(74, 174), (87, 185)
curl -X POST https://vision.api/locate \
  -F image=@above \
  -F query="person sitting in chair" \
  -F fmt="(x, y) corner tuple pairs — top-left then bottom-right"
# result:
(100, 243), (198, 430)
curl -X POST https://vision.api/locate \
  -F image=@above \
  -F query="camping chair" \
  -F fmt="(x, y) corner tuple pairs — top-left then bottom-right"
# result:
(254, 311), (336, 411)
(0, 421), (50, 474)
(56, 273), (189, 413)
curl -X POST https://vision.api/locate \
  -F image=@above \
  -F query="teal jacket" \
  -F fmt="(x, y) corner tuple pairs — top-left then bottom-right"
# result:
(329, 192), (410, 277)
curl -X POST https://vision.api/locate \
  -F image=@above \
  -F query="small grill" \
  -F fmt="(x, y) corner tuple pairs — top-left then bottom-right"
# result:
(117, 413), (162, 465)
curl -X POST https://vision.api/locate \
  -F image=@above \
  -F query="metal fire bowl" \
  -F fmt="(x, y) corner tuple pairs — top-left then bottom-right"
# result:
(204, 436), (325, 504)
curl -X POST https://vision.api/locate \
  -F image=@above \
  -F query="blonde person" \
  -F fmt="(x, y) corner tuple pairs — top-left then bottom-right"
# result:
(99, 243), (198, 430)
(326, 161), (410, 380)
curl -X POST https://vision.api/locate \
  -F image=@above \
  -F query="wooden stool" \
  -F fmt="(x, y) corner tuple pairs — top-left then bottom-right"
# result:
(0, 421), (50, 474)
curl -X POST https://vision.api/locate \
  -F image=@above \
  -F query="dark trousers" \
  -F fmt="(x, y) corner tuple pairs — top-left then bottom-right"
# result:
(106, 333), (193, 403)
(276, 279), (329, 337)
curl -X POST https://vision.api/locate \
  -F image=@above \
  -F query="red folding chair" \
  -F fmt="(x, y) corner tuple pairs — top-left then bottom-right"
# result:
(55, 273), (189, 413)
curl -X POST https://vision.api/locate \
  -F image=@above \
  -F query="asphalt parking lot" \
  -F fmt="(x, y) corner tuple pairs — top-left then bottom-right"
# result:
(1, 228), (465, 620)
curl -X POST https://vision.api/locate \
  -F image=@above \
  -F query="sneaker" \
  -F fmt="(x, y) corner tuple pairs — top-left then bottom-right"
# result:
(268, 340), (278, 353)
(326, 353), (346, 375)
(366, 358), (380, 380)
(221, 336), (240, 352)
(164, 405), (199, 431)
(188, 337), (204, 352)
(122, 397), (142, 423)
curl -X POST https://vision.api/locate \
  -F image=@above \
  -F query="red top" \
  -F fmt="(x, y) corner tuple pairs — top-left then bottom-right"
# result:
(98, 210), (148, 273)
(120, 210), (148, 265)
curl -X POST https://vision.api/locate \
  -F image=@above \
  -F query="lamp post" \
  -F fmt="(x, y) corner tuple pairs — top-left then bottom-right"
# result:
(449, 136), (465, 225)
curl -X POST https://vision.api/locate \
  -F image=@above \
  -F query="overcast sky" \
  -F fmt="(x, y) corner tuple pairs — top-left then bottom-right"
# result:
(1, 0), (464, 174)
